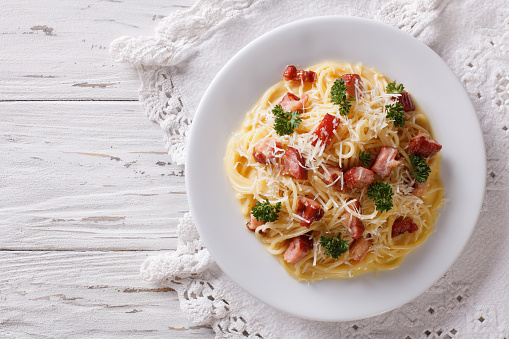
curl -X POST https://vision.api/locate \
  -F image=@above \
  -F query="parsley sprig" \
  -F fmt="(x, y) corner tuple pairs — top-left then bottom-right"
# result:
(319, 233), (349, 259)
(331, 78), (353, 116)
(410, 155), (431, 183)
(367, 182), (394, 213)
(385, 102), (406, 127)
(251, 199), (281, 223)
(272, 104), (301, 136)
(386, 81), (406, 94)
(359, 151), (372, 167)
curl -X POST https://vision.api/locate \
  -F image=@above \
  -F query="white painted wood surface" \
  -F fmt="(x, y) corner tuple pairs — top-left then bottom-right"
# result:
(1, 0), (195, 101)
(0, 1), (215, 337)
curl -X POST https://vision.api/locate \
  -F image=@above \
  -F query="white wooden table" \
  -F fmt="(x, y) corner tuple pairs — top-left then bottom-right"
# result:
(1, 1), (215, 337)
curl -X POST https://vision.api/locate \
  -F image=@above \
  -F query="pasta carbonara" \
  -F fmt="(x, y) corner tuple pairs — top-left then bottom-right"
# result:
(225, 62), (444, 282)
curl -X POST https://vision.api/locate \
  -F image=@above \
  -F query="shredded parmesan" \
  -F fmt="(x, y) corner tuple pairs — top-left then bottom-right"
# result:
(225, 62), (445, 282)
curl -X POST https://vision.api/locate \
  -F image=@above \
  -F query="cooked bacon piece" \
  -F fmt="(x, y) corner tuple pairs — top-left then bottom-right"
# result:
(283, 235), (313, 264)
(280, 92), (300, 110)
(280, 92), (309, 113)
(409, 134), (442, 158)
(396, 92), (415, 112)
(412, 182), (428, 197)
(246, 213), (265, 231)
(321, 165), (346, 191)
(283, 65), (317, 83)
(391, 217), (419, 237)
(345, 216), (364, 240)
(349, 237), (372, 262)
(344, 167), (375, 189)
(348, 198), (361, 212)
(281, 147), (307, 180)
(283, 65), (297, 81)
(296, 197), (324, 228)
(299, 71), (317, 83)
(340, 74), (363, 98)
(311, 113), (340, 147)
(371, 147), (403, 177)
(340, 199), (365, 239)
(252, 138), (282, 164)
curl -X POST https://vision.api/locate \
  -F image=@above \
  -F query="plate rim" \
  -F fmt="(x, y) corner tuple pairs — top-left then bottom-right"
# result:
(185, 15), (486, 321)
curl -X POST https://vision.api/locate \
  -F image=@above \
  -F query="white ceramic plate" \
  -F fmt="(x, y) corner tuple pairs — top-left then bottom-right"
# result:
(186, 16), (486, 321)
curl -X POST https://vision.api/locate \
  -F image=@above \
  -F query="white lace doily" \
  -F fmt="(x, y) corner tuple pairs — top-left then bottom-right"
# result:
(111, 0), (509, 337)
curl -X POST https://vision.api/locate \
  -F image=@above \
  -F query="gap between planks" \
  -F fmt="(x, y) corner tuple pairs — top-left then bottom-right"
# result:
(1, 101), (188, 251)
(0, 0), (197, 101)
(0, 249), (215, 338)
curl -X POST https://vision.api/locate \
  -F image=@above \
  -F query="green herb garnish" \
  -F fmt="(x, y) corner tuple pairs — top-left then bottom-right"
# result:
(410, 155), (431, 183)
(385, 102), (405, 127)
(386, 81), (406, 94)
(359, 151), (372, 167)
(251, 199), (281, 223)
(367, 182), (394, 213)
(272, 104), (301, 136)
(319, 233), (349, 259)
(331, 78), (353, 116)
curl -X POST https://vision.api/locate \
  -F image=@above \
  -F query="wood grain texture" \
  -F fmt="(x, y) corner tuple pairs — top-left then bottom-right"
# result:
(0, 0), (195, 100)
(1, 102), (187, 250)
(0, 251), (213, 338)
(1, 0), (216, 337)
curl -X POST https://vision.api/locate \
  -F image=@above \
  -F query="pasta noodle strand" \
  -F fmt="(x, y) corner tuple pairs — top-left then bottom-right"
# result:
(225, 62), (444, 282)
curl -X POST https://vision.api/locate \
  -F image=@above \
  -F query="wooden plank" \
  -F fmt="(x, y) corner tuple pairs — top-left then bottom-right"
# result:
(0, 0), (196, 100)
(1, 1), (210, 335)
(0, 101), (188, 250)
(0, 251), (215, 338)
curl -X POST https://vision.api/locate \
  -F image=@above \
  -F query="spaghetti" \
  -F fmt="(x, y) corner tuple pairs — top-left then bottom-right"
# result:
(225, 62), (444, 282)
